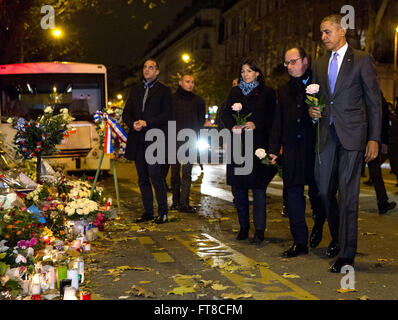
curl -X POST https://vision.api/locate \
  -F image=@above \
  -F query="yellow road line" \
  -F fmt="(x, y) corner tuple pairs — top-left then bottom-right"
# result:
(176, 233), (318, 300)
(152, 252), (175, 263)
(138, 236), (155, 245)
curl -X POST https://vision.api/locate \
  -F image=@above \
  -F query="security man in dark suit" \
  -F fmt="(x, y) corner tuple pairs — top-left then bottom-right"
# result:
(309, 15), (382, 272)
(122, 59), (172, 224)
(269, 47), (324, 258)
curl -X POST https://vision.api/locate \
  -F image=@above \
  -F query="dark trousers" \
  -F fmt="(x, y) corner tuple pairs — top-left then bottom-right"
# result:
(235, 188), (266, 232)
(287, 181), (322, 246)
(134, 145), (168, 217)
(367, 153), (389, 205)
(171, 162), (193, 206)
(315, 124), (363, 260)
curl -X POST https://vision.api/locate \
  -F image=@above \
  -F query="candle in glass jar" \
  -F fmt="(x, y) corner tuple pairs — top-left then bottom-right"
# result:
(86, 229), (94, 242)
(57, 265), (67, 289)
(67, 268), (79, 290)
(31, 283), (41, 295)
(63, 286), (77, 300)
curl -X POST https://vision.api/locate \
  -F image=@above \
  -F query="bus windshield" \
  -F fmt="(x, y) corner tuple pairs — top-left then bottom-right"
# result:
(0, 73), (105, 121)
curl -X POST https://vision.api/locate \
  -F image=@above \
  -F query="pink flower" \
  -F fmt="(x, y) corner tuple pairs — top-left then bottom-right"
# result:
(306, 84), (320, 95)
(231, 103), (242, 112)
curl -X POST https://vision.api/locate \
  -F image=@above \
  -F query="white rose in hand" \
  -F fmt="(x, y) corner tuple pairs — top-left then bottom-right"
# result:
(255, 148), (267, 160)
(306, 84), (320, 95)
(231, 103), (242, 112)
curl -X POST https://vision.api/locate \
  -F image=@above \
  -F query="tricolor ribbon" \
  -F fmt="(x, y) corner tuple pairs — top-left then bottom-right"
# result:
(94, 110), (127, 155)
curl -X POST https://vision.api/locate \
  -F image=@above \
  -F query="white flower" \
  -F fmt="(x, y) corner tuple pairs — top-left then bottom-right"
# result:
(255, 148), (267, 160)
(7, 118), (13, 124)
(60, 108), (69, 114)
(27, 247), (34, 257)
(231, 103), (242, 112)
(0, 240), (9, 253)
(306, 84), (320, 95)
(15, 254), (27, 264)
(44, 106), (54, 113)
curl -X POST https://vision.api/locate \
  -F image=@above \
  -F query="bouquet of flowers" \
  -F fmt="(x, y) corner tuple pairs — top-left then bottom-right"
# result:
(64, 198), (99, 221)
(24, 184), (50, 208)
(255, 148), (283, 178)
(231, 103), (252, 133)
(66, 180), (103, 201)
(305, 84), (325, 163)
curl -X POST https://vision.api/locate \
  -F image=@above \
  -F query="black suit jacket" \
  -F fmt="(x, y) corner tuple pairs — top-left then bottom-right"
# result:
(122, 80), (172, 161)
(312, 45), (382, 152)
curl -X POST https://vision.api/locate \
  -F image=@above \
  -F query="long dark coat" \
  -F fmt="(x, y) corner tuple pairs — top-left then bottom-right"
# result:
(122, 80), (172, 161)
(221, 83), (276, 189)
(269, 71), (317, 187)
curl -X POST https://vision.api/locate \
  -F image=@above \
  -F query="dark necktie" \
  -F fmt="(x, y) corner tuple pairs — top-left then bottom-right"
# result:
(142, 85), (149, 113)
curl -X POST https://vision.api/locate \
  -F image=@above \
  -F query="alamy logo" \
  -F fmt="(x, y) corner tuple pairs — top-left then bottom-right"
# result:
(41, 5), (55, 30)
(144, 121), (254, 176)
(340, 265), (355, 290)
(341, 5), (355, 30)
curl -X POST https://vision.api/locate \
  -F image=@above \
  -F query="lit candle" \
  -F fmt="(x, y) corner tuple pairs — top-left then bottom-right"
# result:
(31, 283), (41, 295)
(63, 286), (77, 300)
(73, 258), (84, 284)
(67, 268), (79, 290)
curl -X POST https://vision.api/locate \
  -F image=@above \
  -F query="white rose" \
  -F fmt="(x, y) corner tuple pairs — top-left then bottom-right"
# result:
(7, 118), (13, 124)
(255, 148), (267, 160)
(231, 103), (242, 112)
(306, 84), (320, 95)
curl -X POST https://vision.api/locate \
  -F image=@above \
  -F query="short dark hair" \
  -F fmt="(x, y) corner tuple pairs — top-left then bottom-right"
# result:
(238, 58), (265, 86)
(285, 47), (307, 59)
(321, 14), (345, 28)
(144, 58), (160, 70)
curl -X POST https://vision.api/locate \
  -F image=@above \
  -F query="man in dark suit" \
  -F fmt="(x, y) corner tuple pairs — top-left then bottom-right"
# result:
(269, 47), (324, 258)
(309, 14), (382, 272)
(122, 59), (172, 224)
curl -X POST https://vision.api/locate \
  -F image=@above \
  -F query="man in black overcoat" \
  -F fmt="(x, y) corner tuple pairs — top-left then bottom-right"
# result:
(122, 59), (172, 224)
(269, 47), (324, 257)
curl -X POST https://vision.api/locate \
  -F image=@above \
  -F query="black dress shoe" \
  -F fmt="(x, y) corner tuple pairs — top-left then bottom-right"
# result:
(250, 230), (264, 245)
(326, 241), (340, 258)
(329, 258), (354, 273)
(282, 243), (308, 258)
(179, 205), (196, 213)
(236, 228), (249, 240)
(154, 215), (168, 224)
(378, 201), (397, 214)
(135, 215), (154, 223)
(309, 228), (323, 248)
(169, 203), (179, 211)
(363, 179), (373, 186)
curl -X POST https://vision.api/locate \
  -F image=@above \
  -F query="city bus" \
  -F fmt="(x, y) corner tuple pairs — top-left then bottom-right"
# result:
(0, 62), (110, 172)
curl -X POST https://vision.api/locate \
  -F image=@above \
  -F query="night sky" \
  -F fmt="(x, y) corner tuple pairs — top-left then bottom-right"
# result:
(70, 0), (192, 67)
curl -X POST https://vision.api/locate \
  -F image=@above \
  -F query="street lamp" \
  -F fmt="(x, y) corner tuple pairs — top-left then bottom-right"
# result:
(181, 54), (191, 63)
(51, 28), (63, 39)
(117, 94), (123, 100)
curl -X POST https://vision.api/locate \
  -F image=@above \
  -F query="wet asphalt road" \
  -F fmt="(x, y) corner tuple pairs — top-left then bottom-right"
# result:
(83, 161), (398, 301)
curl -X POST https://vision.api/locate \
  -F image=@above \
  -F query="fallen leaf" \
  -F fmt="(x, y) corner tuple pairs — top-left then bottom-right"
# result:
(199, 280), (213, 287)
(131, 285), (154, 298)
(282, 273), (300, 279)
(165, 236), (176, 241)
(337, 288), (357, 293)
(118, 296), (130, 299)
(113, 278), (121, 282)
(183, 228), (194, 232)
(211, 283), (231, 291)
(315, 281), (322, 285)
(139, 281), (152, 284)
(167, 286), (196, 296)
(221, 293), (252, 300)
(359, 295), (370, 300)
(361, 232), (377, 236)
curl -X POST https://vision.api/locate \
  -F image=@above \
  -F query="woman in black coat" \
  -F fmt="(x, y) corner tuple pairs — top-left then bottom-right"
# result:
(221, 59), (276, 244)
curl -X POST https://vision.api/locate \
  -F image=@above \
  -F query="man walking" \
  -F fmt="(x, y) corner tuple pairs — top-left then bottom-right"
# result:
(269, 47), (324, 257)
(122, 59), (172, 224)
(169, 74), (206, 213)
(309, 15), (382, 272)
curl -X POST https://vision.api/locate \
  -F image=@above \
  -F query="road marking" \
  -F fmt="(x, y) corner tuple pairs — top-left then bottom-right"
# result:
(138, 236), (155, 245)
(152, 252), (175, 263)
(176, 233), (318, 300)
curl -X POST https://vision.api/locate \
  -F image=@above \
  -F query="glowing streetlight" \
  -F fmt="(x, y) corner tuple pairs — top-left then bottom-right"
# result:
(117, 94), (123, 100)
(181, 54), (191, 63)
(52, 28), (63, 38)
